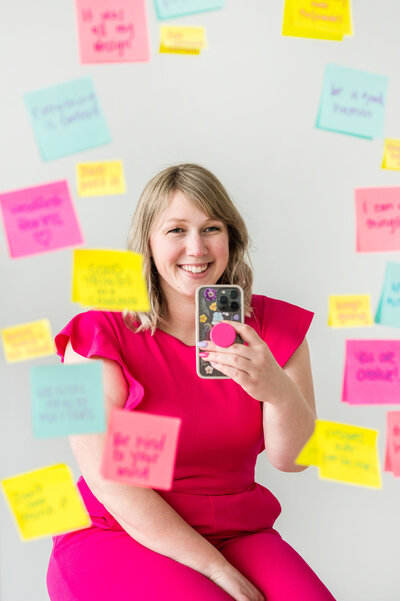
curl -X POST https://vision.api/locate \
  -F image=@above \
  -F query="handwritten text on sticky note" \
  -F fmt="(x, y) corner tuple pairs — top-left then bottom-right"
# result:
(1, 464), (90, 540)
(382, 139), (400, 171)
(328, 295), (372, 327)
(77, 161), (126, 196)
(159, 26), (206, 54)
(75, 0), (150, 63)
(375, 262), (400, 328)
(342, 339), (400, 405)
(72, 249), (150, 312)
(355, 187), (400, 253)
(30, 363), (106, 438)
(101, 408), (181, 490)
(1, 319), (54, 363)
(296, 420), (381, 488)
(0, 181), (83, 258)
(282, 0), (352, 40)
(316, 64), (387, 139)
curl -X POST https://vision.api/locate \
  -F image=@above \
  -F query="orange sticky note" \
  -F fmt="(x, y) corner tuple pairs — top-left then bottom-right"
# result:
(101, 408), (182, 490)
(1, 319), (54, 363)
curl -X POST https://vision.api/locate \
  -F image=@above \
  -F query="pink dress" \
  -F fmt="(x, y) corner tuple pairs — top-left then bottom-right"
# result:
(47, 294), (336, 601)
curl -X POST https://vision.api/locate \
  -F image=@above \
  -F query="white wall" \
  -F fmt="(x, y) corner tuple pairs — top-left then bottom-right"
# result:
(1, 1), (400, 599)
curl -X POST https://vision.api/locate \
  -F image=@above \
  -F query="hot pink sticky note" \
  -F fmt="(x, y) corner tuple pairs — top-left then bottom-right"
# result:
(0, 181), (83, 259)
(101, 408), (182, 490)
(342, 340), (400, 405)
(385, 411), (400, 476)
(75, 0), (150, 63)
(355, 187), (400, 252)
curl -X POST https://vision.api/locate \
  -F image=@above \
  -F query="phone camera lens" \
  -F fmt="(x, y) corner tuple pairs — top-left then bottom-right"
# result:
(230, 290), (238, 299)
(230, 301), (239, 310)
(220, 295), (228, 304)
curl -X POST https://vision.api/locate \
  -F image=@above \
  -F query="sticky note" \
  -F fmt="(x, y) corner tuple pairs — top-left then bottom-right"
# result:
(376, 262), (400, 327)
(1, 464), (90, 540)
(342, 339), (400, 405)
(24, 77), (110, 161)
(328, 295), (373, 327)
(355, 187), (400, 253)
(101, 408), (182, 490)
(296, 420), (381, 488)
(77, 161), (126, 196)
(30, 363), (106, 438)
(381, 139), (400, 171)
(1, 320), (54, 363)
(159, 25), (207, 54)
(316, 64), (388, 139)
(384, 411), (400, 476)
(0, 181), (83, 258)
(75, 0), (150, 63)
(72, 249), (150, 312)
(154, 0), (224, 20)
(282, 0), (352, 40)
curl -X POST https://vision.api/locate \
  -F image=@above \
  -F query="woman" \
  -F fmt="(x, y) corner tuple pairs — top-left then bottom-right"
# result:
(47, 164), (336, 601)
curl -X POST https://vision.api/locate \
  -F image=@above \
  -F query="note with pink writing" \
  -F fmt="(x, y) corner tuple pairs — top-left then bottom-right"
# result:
(101, 408), (181, 490)
(0, 181), (83, 258)
(355, 187), (400, 252)
(76, 0), (150, 63)
(384, 411), (400, 476)
(342, 340), (400, 405)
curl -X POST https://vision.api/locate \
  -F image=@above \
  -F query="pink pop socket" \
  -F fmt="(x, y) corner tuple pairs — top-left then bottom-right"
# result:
(210, 323), (236, 347)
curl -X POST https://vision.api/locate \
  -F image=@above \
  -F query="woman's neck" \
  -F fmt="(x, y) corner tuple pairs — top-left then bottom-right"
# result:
(159, 289), (197, 346)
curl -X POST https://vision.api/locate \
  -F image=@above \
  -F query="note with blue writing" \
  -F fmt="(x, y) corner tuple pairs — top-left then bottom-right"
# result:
(375, 262), (400, 327)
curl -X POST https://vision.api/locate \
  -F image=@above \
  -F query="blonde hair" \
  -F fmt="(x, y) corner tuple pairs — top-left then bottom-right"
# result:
(124, 163), (253, 334)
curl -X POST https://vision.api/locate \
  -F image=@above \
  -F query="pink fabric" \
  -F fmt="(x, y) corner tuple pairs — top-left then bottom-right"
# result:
(47, 295), (335, 600)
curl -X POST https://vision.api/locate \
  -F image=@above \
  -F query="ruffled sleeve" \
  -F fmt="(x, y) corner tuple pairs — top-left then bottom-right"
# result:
(252, 295), (314, 367)
(55, 311), (144, 411)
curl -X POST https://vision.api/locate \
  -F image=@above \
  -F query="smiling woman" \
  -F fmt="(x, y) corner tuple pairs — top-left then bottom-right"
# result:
(47, 163), (336, 601)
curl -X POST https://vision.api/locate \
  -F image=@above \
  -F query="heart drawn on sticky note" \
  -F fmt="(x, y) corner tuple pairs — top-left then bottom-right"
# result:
(33, 229), (52, 246)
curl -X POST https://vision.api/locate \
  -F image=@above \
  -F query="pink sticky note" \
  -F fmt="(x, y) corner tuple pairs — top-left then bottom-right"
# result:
(0, 181), (83, 259)
(75, 0), (150, 63)
(355, 187), (400, 252)
(385, 411), (400, 476)
(101, 408), (181, 490)
(342, 340), (400, 405)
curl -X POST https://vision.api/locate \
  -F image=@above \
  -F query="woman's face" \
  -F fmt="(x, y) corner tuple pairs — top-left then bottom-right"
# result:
(149, 190), (229, 302)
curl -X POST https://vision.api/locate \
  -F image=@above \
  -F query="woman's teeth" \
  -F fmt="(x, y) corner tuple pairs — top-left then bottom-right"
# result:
(179, 263), (209, 273)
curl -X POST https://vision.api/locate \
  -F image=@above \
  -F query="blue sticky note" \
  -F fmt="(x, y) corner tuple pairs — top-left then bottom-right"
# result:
(316, 64), (388, 139)
(375, 262), (400, 328)
(30, 363), (106, 438)
(24, 77), (111, 161)
(154, 0), (224, 20)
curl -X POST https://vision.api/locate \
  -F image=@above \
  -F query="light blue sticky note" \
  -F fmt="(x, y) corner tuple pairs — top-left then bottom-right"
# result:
(154, 0), (224, 20)
(316, 64), (388, 140)
(30, 363), (106, 438)
(24, 77), (111, 161)
(375, 262), (400, 328)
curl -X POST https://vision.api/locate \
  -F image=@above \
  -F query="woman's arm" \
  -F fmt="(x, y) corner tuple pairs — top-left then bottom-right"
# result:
(64, 342), (264, 601)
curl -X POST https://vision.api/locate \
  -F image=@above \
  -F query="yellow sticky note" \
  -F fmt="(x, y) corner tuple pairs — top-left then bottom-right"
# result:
(328, 295), (373, 327)
(296, 420), (381, 488)
(1, 464), (90, 540)
(381, 139), (400, 171)
(282, 0), (352, 40)
(1, 319), (54, 363)
(77, 161), (126, 197)
(72, 249), (150, 312)
(159, 26), (207, 54)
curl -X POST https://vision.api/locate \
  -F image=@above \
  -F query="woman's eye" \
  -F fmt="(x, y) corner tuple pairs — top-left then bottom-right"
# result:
(168, 227), (184, 234)
(205, 226), (221, 232)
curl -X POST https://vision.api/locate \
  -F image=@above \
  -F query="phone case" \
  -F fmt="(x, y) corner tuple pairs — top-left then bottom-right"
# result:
(195, 285), (244, 379)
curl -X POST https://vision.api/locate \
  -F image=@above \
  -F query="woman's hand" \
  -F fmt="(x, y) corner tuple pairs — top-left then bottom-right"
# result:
(200, 320), (282, 404)
(209, 563), (264, 601)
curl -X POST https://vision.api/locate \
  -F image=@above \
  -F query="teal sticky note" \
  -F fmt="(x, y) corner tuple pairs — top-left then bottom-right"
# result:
(154, 0), (224, 20)
(30, 363), (106, 438)
(375, 262), (400, 328)
(24, 77), (111, 161)
(316, 64), (388, 140)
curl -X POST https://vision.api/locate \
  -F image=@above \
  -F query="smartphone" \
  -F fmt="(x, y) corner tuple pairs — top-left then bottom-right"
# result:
(195, 284), (244, 379)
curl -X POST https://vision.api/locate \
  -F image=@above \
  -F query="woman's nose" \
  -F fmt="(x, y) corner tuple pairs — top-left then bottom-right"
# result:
(186, 232), (207, 256)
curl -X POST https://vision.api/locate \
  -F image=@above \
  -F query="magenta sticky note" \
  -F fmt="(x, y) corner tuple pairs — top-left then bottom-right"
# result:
(342, 340), (400, 405)
(355, 187), (400, 252)
(0, 181), (83, 259)
(75, 0), (150, 63)
(385, 411), (400, 476)
(101, 408), (181, 490)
